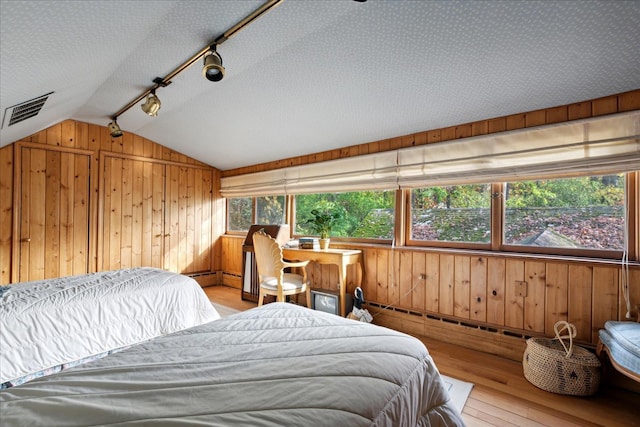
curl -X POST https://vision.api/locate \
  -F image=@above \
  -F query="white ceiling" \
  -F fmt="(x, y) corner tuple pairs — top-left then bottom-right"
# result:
(1, 0), (639, 171)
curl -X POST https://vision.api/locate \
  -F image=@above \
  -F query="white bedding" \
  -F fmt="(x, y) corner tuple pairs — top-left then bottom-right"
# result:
(0, 303), (464, 426)
(0, 267), (219, 385)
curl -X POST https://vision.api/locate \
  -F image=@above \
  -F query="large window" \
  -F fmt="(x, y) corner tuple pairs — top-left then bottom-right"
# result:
(406, 173), (629, 257)
(409, 184), (492, 245)
(227, 195), (286, 232)
(504, 175), (624, 251)
(227, 171), (636, 259)
(295, 191), (395, 240)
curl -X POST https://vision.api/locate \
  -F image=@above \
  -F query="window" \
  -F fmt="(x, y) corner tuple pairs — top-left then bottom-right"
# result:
(409, 184), (492, 245)
(227, 197), (252, 232)
(295, 191), (395, 240)
(227, 196), (286, 232)
(256, 195), (285, 225)
(504, 175), (624, 251)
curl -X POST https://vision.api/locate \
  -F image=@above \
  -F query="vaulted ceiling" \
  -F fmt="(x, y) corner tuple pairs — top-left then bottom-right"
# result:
(1, 0), (639, 171)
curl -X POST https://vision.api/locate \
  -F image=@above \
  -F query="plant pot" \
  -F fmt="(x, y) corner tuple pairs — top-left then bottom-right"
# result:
(319, 238), (330, 250)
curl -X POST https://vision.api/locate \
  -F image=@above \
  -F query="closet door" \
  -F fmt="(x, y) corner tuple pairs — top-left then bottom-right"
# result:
(18, 146), (91, 281)
(164, 165), (213, 274)
(102, 157), (165, 270)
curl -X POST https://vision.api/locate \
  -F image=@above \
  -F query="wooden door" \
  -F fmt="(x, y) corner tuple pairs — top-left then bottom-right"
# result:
(17, 146), (91, 281)
(164, 165), (213, 274)
(102, 157), (165, 271)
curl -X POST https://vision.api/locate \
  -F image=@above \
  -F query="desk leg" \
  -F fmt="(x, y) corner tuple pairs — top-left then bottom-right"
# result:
(339, 260), (348, 317)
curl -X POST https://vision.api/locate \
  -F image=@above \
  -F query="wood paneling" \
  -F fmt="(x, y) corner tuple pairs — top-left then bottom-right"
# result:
(545, 263), (568, 335)
(0, 145), (13, 284)
(218, 237), (638, 351)
(101, 158), (214, 274)
(16, 145), (91, 282)
(1, 120), (219, 284)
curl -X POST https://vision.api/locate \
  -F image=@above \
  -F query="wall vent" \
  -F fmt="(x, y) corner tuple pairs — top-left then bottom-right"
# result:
(2, 92), (53, 128)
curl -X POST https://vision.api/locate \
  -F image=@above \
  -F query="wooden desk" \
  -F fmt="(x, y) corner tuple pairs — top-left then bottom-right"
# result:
(282, 247), (363, 316)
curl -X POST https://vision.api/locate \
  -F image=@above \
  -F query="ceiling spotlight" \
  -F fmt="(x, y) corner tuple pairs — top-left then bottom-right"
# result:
(141, 90), (161, 116)
(202, 45), (225, 82)
(108, 118), (123, 138)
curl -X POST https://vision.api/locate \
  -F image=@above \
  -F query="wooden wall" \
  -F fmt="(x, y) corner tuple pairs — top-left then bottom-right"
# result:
(0, 120), (224, 285)
(220, 234), (640, 359)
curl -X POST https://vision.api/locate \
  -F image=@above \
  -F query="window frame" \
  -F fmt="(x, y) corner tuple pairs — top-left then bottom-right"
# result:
(291, 190), (396, 244)
(404, 184), (494, 251)
(404, 173), (637, 260)
(225, 171), (638, 262)
(225, 195), (288, 235)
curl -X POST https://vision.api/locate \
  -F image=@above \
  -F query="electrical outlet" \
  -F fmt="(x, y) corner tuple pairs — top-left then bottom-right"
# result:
(516, 280), (528, 297)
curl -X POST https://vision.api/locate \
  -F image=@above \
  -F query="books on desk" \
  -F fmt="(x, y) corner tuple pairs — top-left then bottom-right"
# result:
(299, 237), (319, 250)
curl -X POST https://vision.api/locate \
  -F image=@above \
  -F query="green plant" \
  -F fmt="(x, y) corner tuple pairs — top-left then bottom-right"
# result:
(304, 208), (342, 239)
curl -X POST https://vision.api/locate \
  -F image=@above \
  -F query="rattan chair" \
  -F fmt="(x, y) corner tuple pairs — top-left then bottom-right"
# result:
(253, 229), (311, 307)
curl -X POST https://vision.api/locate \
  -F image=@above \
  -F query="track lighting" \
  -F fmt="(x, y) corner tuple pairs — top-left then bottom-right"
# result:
(108, 1), (282, 129)
(108, 118), (123, 138)
(141, 90), (161, 116)
(202, 45), (225, 82)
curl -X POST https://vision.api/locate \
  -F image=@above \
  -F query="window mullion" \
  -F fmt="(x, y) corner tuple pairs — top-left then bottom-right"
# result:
(491, 182), (504, 251)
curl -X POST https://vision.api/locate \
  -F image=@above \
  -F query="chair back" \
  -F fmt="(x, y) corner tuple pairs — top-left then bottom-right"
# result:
(252, 229), (285, 282)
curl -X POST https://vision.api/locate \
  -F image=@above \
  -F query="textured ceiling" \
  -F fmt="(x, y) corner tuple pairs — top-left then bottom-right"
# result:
(1, 0), (639, 170)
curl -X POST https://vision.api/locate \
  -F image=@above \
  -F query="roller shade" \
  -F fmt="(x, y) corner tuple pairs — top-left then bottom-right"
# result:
(220, 169), (286, 197)
(221, 111), (639, 197)
(220, 151), (398, 197)
(397, 111), (640, 187)
(284, 152), (398, 194)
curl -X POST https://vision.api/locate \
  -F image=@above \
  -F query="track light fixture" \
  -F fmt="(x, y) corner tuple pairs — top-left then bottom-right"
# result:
(202, 45), (225, 82)
(108, 118), (123, 138)
(107, 0), (283, 130)
(141, 90), (161, 116)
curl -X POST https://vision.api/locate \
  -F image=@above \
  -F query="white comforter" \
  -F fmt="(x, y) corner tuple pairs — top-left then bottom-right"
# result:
(0, 303), (464, 426)
(0, 267), (219, 385)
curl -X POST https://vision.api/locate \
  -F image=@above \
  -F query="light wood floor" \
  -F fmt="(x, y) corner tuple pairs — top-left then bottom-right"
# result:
(203, 285), (640, 427)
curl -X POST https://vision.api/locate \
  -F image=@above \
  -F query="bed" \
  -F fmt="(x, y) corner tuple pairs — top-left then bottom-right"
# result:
(0, 300), (464, 426)
(0, 267), (220, 387)
(597, 320), (640, 383)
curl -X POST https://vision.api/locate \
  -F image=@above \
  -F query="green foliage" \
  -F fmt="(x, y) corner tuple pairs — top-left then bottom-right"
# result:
(295, 191), (395, 238)
(228, 197), (252, 231)
(412, 184), (490, 209)
(352, 209), (395, 239)
(303, 206), (345, 239)
(256, 195), (285, 224)
(505, 176), (624, 208)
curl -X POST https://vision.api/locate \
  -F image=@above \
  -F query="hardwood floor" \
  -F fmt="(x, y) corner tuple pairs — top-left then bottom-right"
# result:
(203, 285), (640, 427)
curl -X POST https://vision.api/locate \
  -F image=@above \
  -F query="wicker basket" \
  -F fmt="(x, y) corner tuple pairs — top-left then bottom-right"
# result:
(523, 321), (601, 396)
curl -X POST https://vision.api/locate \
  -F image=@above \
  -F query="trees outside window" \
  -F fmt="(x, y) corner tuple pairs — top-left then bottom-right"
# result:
(504, 175), (624, 250)
(410, 184), (491, 243)
(228, 172), (633, 258)
(227, 197), (252, 232)
(295, 191), (395, 239)
(227, 196), (286, 232)
(256, 196), (285, 225)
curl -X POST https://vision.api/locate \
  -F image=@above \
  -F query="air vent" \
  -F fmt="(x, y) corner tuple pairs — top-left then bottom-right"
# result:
(2, 92), (53, 128)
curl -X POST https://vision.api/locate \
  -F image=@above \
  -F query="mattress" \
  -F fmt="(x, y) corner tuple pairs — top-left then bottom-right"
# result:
(0, 303), (464, 426)
(0, 267), (220, 386)
(599, 320), (640, 376)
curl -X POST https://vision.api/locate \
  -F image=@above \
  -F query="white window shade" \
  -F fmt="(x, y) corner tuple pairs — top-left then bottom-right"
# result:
(221, 112), (639, 197)
(397, 111), (640, 187)
(220, 152), (398, 197)
(220, 169), (286, 197)
(284, 152), (398, 194)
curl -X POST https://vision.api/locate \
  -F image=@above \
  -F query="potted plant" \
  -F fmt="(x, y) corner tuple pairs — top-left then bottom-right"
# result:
(304, 208), (342, 249)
